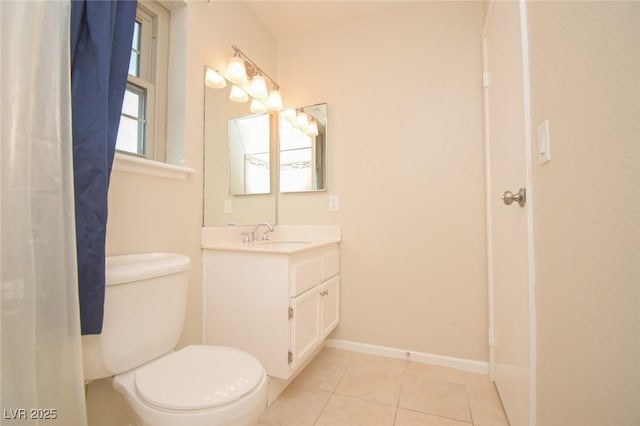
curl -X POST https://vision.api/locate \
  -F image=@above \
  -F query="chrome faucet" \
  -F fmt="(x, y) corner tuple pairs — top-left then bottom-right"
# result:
(253, 222), (274, 242)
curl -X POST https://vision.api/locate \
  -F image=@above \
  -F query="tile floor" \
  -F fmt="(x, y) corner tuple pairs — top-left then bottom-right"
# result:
(258, 348), (509, 426)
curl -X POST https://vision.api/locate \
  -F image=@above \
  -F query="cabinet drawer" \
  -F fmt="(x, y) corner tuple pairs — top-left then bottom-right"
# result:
(321, 251), (339, 281)
(291, 258), (321, 297)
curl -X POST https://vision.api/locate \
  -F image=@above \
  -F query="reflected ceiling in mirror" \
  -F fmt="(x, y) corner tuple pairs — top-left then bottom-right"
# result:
(279, 103), (327, 193)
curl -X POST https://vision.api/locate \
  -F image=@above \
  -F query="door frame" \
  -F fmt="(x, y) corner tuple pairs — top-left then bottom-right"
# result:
(481, 1), (537, 424)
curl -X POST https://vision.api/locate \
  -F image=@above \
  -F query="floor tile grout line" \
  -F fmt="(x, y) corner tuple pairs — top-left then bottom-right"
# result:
(311, 388), (335, 426)
(399, 364), (478, 425)
(312, 350), (355, 426)
(465, 381), (476, 426)
(396, 407), (476, 425)
(391, 359), (409, 426)
(331, 390), (400, 409)
(329, 356), (408, 412)
(274, 348), (506, 426)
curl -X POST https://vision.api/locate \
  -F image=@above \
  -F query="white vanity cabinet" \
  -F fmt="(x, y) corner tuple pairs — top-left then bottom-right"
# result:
(202, 242), (339, 379)
(320, 276), (339, 338)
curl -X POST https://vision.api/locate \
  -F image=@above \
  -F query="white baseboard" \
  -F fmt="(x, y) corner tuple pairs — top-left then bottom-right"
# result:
(324, 339), (489, 375)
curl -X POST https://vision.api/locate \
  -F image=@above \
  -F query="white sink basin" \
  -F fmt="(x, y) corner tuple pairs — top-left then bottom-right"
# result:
(202, 238), (338, 254)
(257, 241), (311, 248)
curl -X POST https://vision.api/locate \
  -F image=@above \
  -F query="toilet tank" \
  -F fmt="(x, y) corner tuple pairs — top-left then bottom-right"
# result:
(82, 253), (190, 382)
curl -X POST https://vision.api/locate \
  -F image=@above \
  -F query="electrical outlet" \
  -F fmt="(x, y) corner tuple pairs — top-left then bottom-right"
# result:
(328, 195), (339, 212)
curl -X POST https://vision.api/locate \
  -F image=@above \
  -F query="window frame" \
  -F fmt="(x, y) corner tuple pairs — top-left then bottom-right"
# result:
(117, 0), (168, 163)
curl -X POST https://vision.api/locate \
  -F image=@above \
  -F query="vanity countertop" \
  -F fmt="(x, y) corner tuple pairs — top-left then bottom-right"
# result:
(201, 225), (341, 254)
(201, 239), (338, 254)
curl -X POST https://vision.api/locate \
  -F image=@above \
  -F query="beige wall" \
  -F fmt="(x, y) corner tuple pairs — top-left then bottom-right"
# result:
(276, 2), (488, 362)
(527, 2), (640, 425)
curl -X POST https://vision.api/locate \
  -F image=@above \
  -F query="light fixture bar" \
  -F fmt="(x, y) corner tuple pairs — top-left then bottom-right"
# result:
(231, 44), (280, 90)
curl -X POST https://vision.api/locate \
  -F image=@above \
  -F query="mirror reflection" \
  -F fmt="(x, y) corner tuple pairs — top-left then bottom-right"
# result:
(279, 103), (327, 193)
(203, 61), (329, 225)
(203, 81), (276, 226)
(229, 113), (270, 195)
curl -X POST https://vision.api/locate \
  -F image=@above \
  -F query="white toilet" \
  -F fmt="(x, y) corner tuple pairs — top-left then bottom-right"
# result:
(82, 253), (267, 426)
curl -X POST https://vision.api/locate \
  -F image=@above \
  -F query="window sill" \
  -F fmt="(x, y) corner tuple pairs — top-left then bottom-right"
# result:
(112, 152), (194, 180)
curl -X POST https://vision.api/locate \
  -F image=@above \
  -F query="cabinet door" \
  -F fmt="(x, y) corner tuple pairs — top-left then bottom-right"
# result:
(290, 287), (320, 369)
(320, 276), (339, 338)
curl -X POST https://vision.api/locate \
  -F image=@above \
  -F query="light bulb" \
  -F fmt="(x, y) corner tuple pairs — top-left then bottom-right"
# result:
(307, 119), (319, 136)
(225, 56), (247, 85)
(249, 75), (268, 100)
(280, 108), (296, 122)
(266, 89), (283, 111)
(296, 111), (309, 130)
(205, 68), (226, 89)
(229, 85), (248, 103)
(250, 98), (267, 113)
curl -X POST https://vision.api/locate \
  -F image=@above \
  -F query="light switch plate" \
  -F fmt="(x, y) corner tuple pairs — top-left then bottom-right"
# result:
(224, 199), (232, 214)
(538, 120), (551, 164)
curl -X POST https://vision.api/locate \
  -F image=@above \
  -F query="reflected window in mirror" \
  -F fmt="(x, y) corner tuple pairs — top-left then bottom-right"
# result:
(279, 103), (327, 193)
(228, 113), (270, 195)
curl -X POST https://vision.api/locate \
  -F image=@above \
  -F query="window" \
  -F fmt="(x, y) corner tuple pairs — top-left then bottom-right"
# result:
(116, 1), (168, 162)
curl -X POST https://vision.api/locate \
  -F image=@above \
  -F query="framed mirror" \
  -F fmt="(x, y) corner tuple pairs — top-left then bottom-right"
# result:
(203, 77), (276, 226)
(279, 103), (327, 192)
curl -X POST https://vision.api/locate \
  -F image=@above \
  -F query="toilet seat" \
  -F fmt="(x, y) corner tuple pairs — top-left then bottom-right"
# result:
(135, 346), (264, 411)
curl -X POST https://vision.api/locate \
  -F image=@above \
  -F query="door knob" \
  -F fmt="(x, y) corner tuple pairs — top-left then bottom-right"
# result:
(501, 187), (526, 207)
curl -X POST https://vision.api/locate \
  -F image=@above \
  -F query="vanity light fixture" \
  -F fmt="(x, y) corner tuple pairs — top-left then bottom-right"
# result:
(250, 98), (268, 114)
(229, 85), (249, 103)
(206, 45), (285, 113)
(280, 107), (317, 135)
(266, 89), (283, 111)
(296, 110), (309, 130)
(306, 119), (319, 136)
(249, 74), (268, 100)
(205, 68), (226, 89)
(281, 108), (296, 121)
(225, 54), (248, 85)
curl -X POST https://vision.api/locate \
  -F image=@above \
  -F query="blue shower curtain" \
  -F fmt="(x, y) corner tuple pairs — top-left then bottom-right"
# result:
(70, 0), (137, 335)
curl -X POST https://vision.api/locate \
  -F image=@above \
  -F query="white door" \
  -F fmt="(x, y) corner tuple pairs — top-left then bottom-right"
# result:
(483, 1), (535, 425)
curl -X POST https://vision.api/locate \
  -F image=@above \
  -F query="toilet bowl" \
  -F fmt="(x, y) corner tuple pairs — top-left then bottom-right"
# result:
(113, 346), (267, 426)
(82, 253), (267, 426)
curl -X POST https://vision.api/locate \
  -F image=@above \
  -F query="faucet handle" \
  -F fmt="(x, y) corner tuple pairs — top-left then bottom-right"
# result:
(240, 232), (251, 243)
(261, 230), (272, 241)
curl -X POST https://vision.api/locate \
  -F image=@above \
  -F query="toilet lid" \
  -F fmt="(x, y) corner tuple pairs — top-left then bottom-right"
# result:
(135, 345), (264, 410)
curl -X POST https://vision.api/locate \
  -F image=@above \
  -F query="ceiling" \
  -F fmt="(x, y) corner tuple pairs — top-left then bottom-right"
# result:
(244, 1), (407, 40)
